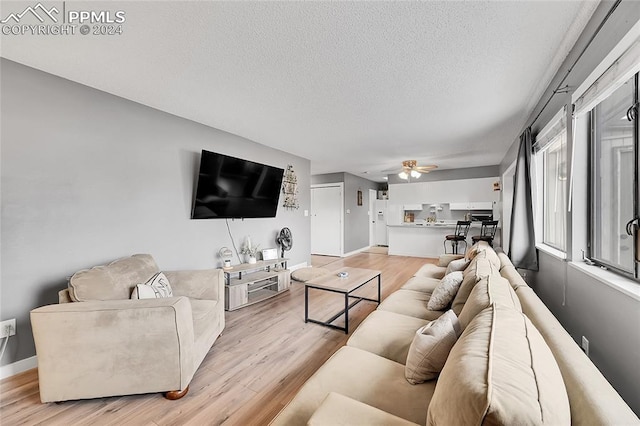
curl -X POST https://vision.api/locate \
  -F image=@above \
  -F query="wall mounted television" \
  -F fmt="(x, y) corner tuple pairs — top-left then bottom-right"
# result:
(191, 150), (284, 219)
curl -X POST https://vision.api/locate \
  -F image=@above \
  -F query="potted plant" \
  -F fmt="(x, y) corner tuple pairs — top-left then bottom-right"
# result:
(240, 236), (260, 264)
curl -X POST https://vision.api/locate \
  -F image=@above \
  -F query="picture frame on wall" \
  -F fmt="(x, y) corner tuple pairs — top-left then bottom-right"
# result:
(357, 190), (363, 206)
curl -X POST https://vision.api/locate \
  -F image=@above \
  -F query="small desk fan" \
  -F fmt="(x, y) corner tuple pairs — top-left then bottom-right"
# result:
(276, 227), (293, 258)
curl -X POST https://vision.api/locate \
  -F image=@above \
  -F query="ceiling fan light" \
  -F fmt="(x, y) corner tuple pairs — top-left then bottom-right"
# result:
(398, 171), (408, 180)
(411, 170), (421, 178)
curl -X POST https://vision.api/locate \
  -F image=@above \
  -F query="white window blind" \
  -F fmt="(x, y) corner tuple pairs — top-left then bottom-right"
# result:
(573, 38), (640, 116)
(534, 107), (566, 152)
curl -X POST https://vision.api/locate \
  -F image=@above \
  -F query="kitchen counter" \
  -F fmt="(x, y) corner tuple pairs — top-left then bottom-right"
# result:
(388, 222), (501, 258)
(388, 222), (485, 228)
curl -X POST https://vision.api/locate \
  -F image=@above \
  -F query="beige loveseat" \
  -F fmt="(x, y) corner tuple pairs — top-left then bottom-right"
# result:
(30, 254), (225, 402)
(271, 243), (639, 425)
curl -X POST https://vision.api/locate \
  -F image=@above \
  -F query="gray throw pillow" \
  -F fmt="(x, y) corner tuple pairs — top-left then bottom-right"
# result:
(428, 271), (464, 310)
(405, 310), (461, 384)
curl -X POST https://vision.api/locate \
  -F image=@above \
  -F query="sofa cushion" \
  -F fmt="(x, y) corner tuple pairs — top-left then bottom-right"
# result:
(500, 262), (530, 290)
(426, 304), (571, 425)
(308, 392), (421, 426)
(464, 240), (490, 261)
(516, 287), (640, 425)
(270, 346), (437, 426)
(444, 258), (469, 275)
(405, 310), (461, 384)
(450, 256), (497, 315)
(427, 272), (463, 311)
(413, 263), (446, 280)
(347, 310), (429, 364)
(401, 276), (440, 294)
(130, 272), (173, 299)
(458, 274), (522, 330)
(69, 254), (160, 302)
(437, 254), (464, 267)
(378, 290), (445, 321)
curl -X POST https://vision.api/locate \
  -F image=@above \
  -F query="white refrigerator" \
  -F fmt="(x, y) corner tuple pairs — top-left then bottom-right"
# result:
(375, 200), (389, 246)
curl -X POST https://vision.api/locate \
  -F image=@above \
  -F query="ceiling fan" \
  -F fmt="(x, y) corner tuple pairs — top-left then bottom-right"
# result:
(396, 160), (437, 180)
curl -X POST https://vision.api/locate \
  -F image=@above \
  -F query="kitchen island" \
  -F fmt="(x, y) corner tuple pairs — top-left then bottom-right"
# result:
(387, 222), (500, 258)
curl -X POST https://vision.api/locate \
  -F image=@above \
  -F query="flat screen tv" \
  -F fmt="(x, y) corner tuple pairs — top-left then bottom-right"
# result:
(191, 150), (284, 219)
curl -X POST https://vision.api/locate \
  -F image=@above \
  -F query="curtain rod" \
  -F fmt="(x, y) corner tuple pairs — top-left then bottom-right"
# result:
(528, 0), (622, 130)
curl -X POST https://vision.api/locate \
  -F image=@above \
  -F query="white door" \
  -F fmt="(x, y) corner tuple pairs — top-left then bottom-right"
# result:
(311, 185), (342, 256)
(369, 189), (377, 246)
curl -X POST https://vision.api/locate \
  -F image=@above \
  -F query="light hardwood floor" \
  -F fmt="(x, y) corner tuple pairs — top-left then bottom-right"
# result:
(0, 253), (434, 426)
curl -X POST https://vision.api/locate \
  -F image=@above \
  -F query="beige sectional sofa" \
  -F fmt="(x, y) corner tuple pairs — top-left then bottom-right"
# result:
(271, 243), (639, 425)
(30, 254), (225, 402)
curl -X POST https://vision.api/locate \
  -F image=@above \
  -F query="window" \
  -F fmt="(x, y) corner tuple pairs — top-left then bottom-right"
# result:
(590, 74), (638, 278)
(542, 131), (567, 251)
(534, 108), (568, 254)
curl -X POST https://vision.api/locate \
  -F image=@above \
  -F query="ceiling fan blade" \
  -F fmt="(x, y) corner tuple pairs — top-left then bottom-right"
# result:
(414, 165), (438, 172)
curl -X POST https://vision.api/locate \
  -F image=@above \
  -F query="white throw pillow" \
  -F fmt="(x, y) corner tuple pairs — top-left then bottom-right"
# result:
(131, 272), (173, 299)
(445, 257), (469, 275)
(428, 271), (464, 310)
(405, 310), (461, 384)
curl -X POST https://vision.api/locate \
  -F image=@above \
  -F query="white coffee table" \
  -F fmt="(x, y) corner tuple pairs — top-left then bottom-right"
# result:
(304, 267), (381, 334)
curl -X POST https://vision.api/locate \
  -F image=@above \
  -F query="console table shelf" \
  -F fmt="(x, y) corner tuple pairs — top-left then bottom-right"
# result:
(223, 258), (290, 311)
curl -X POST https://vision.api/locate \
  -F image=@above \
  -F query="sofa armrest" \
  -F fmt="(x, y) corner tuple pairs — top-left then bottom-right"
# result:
(307, 392), (420, 426)
(437, 254), (464, 267)
(164, 269), (223, 301)
(31, 297), (195, 402)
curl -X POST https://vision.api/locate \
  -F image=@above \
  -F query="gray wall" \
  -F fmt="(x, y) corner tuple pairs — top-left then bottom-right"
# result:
(311, 172), (378, 254)
(498, 1), (640, 413)
(343, 173), (378, 253)
(387, 165), (499, 184)
(0, 59), (311, 365)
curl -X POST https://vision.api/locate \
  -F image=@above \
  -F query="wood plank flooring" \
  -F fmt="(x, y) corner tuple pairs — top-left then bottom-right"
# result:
(0, 253), (434, 426)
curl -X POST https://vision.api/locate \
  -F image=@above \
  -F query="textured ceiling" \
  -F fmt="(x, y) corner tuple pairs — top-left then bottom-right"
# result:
(1, 1), (598, 181)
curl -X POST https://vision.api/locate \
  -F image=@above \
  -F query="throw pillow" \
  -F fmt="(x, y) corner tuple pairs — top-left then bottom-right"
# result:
(445, 258), (469, 275)
(428, 271), (464, 311)
(131, 272), (173, 299)
(405, 310), (461, 384)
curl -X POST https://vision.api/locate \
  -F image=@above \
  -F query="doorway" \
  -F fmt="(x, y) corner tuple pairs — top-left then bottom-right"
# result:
(369, 189), (377, 246)
(310, 184), (343, 256)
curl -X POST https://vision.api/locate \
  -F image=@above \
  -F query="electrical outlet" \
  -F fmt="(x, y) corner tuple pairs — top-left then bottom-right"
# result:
(0, 319), (16, 338)
(581, 336), (589, 356)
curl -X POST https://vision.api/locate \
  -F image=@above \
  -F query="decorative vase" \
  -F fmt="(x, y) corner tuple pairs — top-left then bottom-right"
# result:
(248, 256), (257, 264)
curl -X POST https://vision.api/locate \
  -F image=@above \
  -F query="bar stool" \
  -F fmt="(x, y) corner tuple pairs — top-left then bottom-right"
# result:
(444, 221), (471, 254)
(471, 220), (499, 247)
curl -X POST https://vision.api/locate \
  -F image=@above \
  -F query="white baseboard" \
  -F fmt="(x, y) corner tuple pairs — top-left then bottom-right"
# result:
(342, 246), (371, 258)
(1, 355), (37, 379)
(289, 262), (308, 271)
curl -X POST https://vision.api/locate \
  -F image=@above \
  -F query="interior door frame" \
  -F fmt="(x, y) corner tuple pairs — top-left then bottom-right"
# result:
(311, 183), (344, 256)
(369, 189), (377, 247)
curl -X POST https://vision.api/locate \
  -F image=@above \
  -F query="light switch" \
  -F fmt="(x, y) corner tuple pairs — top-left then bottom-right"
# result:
(346, 209), (351, 214)
(304, 210), (309, 217)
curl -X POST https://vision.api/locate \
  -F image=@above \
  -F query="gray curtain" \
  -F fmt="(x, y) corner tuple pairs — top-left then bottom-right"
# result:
(508, 127), (538, 270)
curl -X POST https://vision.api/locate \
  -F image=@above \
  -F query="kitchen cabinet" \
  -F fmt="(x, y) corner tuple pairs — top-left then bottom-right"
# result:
(403, 204), (423, 211)
(449, 202), (494, 210)
(389, 177), (499, 205)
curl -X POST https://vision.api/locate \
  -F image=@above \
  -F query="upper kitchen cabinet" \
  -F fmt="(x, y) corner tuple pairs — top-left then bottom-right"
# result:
(389, 177), (499, 205)
(449, 202), (494, 210)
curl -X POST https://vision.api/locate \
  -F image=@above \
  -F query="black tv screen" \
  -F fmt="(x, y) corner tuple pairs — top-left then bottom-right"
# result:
(191, 150), (284, 219)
